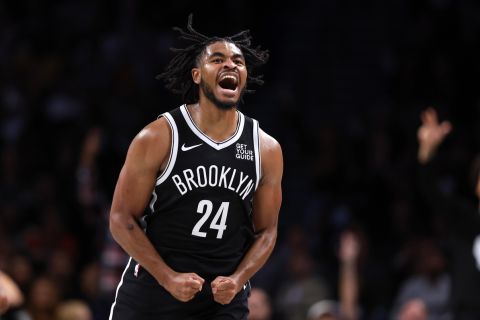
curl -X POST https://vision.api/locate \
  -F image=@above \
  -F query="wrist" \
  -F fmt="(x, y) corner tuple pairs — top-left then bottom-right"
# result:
(155, 267), (177, 289)
(418, 146), (435, 164)
(229, 273), (245, 292)
(340, 260), (357, 268)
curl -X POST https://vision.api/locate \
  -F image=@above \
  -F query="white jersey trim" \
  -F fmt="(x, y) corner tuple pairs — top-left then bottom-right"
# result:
(149, 189), (158, 213)
(156, 112), (178, 186)
(108, 257), (133, 320)
(253, 119), (261, 190)
(180, 104), (245, 150)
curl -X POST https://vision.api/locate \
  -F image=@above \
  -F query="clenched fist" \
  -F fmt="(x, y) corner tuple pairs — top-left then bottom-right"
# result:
(163, 272), (204, 302)
(211, 276), (241, 305)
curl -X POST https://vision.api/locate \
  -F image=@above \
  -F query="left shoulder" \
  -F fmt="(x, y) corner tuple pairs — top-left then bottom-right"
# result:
(259, 129), (282, 155)
(258, 129), (283, 179)
(256, 128), (283, 187)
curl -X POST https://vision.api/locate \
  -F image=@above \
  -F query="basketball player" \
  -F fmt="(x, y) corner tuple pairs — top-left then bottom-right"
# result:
(108, 16), (283, 320)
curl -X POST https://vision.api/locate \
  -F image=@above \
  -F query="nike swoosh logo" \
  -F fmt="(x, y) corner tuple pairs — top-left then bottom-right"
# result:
(181, 143), (203, 151)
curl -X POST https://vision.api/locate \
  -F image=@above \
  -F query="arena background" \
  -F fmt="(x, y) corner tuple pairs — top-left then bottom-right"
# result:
(1, 0), (480, 319)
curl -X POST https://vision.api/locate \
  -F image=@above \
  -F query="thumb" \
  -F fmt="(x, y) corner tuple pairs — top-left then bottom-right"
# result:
(211, 278), (224, 293)
(440, 121), (452, 134)
(211, 282), (218, 294)
(188, 278), (203, 290)
(190, 274), (205, 284)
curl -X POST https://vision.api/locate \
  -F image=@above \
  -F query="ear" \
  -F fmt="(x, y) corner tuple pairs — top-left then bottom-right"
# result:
(192, 68), (201, 84)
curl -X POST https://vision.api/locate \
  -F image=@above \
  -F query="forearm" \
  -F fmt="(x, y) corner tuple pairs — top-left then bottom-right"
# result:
(339, 261), (358, 320)
(230, 228), (277, 287)
(109, 212), (175, 286)
(418, 144), (438, 164)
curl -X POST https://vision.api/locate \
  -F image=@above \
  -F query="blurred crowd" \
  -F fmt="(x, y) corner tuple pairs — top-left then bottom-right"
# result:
(1, 0), (480, 319)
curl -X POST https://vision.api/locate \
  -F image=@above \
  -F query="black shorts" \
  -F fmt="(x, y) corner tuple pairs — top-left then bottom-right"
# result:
(109, 260), (250, 320)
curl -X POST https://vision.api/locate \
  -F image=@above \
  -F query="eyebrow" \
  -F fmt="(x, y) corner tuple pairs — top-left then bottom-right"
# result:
(208, 52), (245, 60)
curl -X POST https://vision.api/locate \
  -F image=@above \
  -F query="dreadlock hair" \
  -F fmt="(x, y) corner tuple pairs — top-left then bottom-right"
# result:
(157, 14), (269, 104)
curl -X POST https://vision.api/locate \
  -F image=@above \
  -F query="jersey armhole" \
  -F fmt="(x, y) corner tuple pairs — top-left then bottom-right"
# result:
(155, 112), (179, 185)
(253, 119), (261, 190)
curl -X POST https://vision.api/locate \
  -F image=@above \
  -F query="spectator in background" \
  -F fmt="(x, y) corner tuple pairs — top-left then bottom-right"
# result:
(247, 287), (272, 320)
(307, 229), (362, 320)
(397, 299), (428, 320)
(26, 276), (60, 320)
(391, 238), (451, 320)
(56, 300), (92, 320)
(417, 107), (480, 319)
(307, 300), (337, 320)
(275, 239), (330, 320)
(4, 254), (34, 297)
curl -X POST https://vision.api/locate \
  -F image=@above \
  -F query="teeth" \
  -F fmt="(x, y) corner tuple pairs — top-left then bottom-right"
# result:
(220, 75), (237, 82)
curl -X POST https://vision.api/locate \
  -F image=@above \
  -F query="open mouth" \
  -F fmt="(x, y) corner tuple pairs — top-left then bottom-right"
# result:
(218, 75), (238, 91)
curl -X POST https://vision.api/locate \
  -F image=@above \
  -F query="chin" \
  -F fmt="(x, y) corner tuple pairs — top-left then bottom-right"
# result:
(200, 79), (243, 110)
(214, 99), (237, 110)
(209, 91), (240, 110)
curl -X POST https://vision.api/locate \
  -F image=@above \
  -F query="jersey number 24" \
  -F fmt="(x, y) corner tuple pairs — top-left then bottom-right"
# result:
(191, 200), (229, 239)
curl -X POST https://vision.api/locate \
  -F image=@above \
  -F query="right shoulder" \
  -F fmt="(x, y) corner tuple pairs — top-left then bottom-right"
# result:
(125, 116), (172, 170)
(131, 116), (171, 148)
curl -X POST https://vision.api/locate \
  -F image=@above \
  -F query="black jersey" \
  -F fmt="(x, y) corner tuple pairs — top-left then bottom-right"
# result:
(145, 104), (260, 279)
(109, 105), (260, 320)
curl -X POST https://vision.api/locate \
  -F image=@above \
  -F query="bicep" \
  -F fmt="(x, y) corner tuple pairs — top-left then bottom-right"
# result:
(111, 161), (157, 218)
(252, 180), (282, 232)
(111, 122), (171, 218)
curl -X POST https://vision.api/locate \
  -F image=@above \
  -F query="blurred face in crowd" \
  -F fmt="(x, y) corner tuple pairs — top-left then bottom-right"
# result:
(247, 288), (272, 320)
(56, 300), (92, 320)
(29, 277), (59, 312)
(398, 299), (427, 320)
(192, 40), (247, 110)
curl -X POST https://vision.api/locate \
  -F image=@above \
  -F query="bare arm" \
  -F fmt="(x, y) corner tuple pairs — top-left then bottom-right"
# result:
(212, 129), (283, 304)
(109, 118), (204, 302)
(338, 231), (361, 320)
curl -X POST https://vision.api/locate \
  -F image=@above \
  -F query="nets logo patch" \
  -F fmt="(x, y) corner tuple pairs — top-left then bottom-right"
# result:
(235, 143), (254, 161)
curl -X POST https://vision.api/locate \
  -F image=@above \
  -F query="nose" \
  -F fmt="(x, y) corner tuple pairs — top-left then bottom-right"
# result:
(223, 58), (236, 69)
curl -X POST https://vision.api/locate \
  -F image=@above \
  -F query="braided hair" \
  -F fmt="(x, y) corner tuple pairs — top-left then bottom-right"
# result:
(157, 14), (269, 104)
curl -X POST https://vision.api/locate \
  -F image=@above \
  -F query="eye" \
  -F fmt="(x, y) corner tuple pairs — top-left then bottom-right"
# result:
(234, 59), (245, 66)
(212, 58), (223, 64)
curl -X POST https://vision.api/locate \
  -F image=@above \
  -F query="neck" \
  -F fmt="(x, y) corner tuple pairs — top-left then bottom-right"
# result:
(187, 100), (238, 142)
